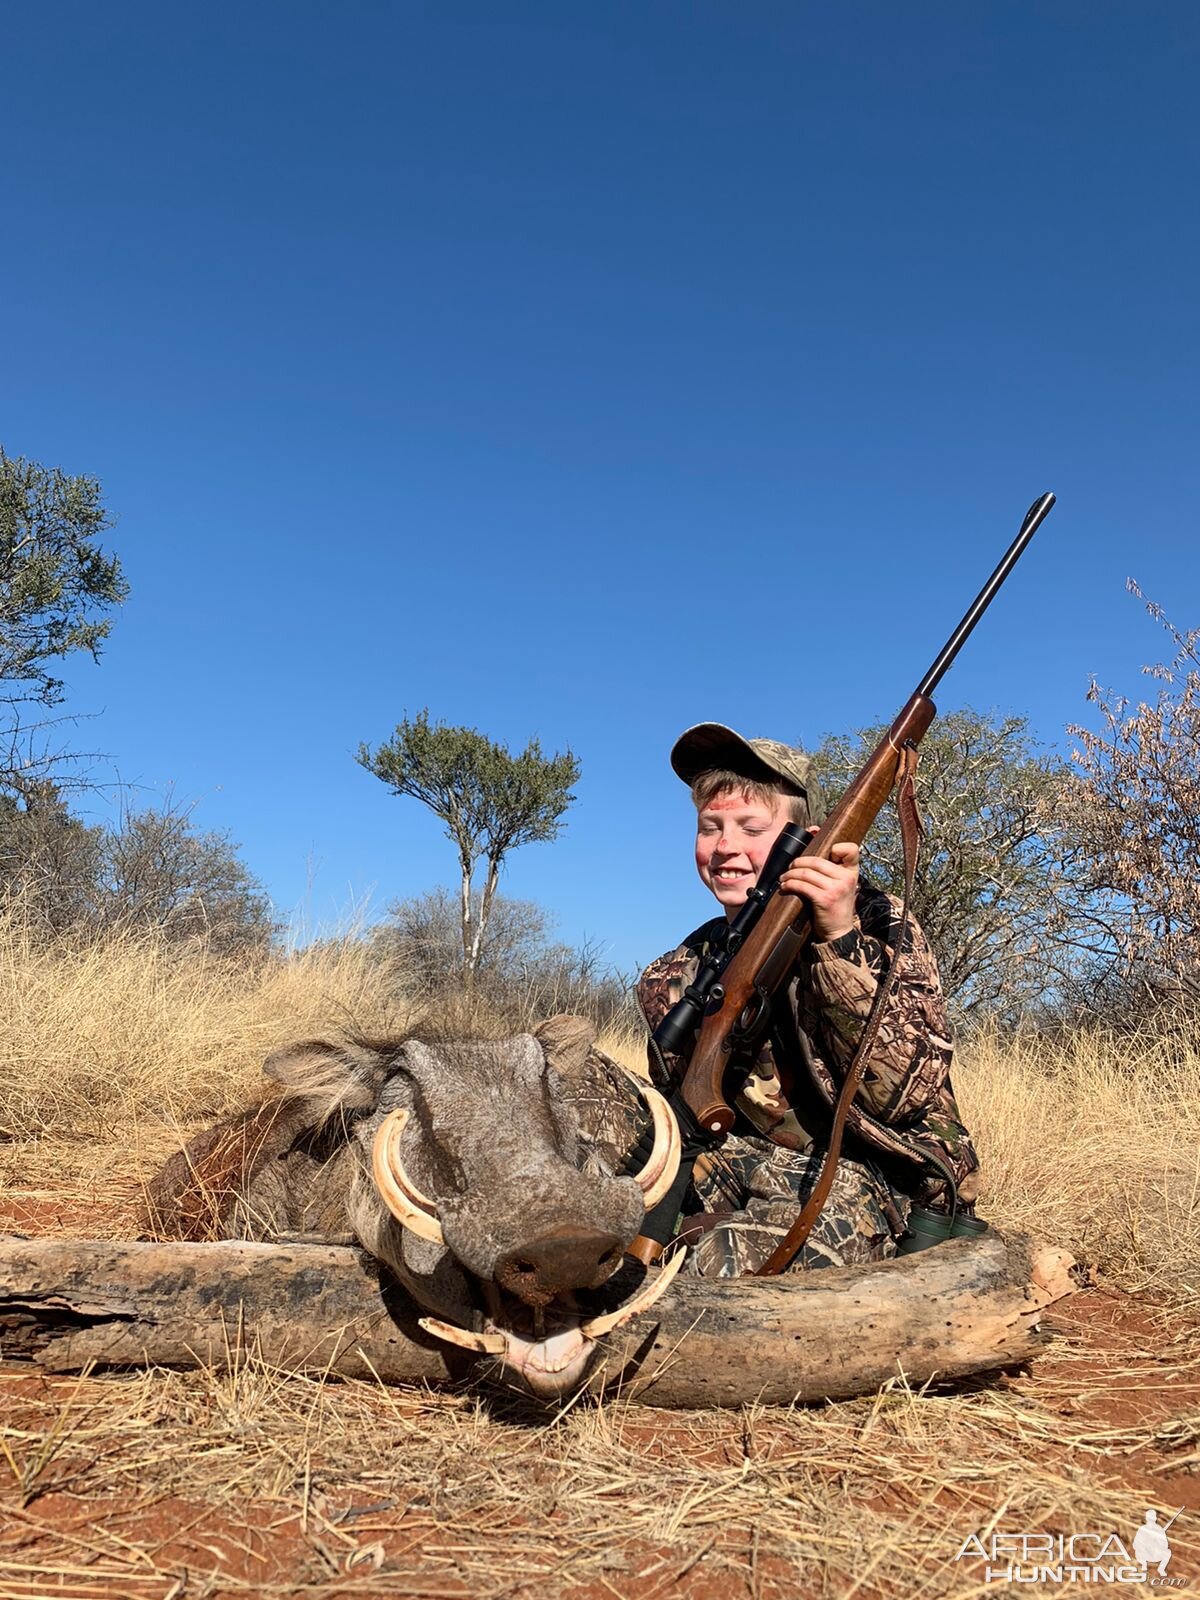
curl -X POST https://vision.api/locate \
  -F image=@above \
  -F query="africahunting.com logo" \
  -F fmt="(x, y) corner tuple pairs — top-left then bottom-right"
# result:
(956, 1508), (1185, 1585)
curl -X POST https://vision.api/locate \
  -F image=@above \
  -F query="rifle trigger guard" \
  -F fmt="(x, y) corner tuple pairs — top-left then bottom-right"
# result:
(731, 986), (771, 1049)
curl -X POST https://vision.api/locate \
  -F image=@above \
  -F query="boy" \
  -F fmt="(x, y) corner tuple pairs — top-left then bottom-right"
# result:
(636, 723), (980, 1276)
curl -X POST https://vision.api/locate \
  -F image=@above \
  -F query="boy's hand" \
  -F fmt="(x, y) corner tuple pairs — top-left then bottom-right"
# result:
(777, 836), (860, 942)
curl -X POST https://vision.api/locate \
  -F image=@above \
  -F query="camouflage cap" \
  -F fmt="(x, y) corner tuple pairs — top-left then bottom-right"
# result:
(670, 723), (826, 823)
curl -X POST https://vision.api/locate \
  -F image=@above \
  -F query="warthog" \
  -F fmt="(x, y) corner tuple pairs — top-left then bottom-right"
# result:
(144, 1015), (682, 1398)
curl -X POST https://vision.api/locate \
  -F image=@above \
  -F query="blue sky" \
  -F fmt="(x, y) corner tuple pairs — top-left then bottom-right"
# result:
(3, 2), (1197, 971)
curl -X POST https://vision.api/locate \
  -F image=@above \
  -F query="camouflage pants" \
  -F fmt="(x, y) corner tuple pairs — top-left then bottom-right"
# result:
(681, 1136), (912, 1278)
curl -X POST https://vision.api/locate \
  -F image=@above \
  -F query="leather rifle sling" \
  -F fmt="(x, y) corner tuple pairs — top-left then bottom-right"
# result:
(754, 742), (924, 1277)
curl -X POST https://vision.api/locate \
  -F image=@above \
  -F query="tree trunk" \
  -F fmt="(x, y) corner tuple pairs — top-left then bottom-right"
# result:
(469, 854), (501, 975)
(0, 1230), (1075, 1407)
(458, 847), (476, 979)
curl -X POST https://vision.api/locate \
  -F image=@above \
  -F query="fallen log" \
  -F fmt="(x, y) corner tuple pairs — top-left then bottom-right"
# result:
(0, 1229), (1075, 1407)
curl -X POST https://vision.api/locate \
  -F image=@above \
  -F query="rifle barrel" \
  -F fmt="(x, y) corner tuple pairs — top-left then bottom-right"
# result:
(915, 492), (1055, 701)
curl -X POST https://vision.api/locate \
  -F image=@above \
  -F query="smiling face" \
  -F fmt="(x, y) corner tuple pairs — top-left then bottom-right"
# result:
(694, 787), (791, 916)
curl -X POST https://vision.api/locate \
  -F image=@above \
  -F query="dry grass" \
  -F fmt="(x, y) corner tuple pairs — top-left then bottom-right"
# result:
(1, 1300), (1198, 1597)
(0, 915), (411, 1142)
(2, 914), (1200, 1596)
(954, 1021), (1200, 1301)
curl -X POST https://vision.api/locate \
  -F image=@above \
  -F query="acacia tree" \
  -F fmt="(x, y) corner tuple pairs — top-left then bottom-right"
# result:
(0, 780), (103, 934)
(358, 711), (580, 978)
(97, 798), (276, 955)
(0, 782), (275, 953)
(811, 709), (1093, 1021)
(1064, 583), (1200, 1007)
(0, 447), (127, 790)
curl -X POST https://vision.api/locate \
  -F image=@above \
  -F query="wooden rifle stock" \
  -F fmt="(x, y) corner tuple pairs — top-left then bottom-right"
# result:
(680, 691), (937, 1136)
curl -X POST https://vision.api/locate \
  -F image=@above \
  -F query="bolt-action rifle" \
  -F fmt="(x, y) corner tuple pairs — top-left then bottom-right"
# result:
(628, 492), (1056, 1271)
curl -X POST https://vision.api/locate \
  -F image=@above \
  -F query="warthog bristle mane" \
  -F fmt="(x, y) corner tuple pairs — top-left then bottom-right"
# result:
(263, 1012), (518, 1123)
(262, 1034), (397, 1125)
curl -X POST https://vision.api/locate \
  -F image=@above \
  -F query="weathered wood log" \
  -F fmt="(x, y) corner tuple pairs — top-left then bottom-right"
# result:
(0, 1229), (1075, 1407)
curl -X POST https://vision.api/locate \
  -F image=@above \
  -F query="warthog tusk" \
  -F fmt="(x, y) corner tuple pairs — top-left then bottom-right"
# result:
(579, 1245), (686, 1338)
(624, 1079), (682, 1212)
(418, 1317), (508, 1356)
(372, 1109), (445, 1245)
(417, 1249), (686, 1369)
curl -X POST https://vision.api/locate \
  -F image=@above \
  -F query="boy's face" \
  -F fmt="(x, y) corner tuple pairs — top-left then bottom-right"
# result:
(694, 788), (790, 916)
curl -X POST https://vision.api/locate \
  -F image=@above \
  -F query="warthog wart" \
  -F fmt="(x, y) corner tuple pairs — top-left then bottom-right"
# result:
(143, 1015), (682, 1398)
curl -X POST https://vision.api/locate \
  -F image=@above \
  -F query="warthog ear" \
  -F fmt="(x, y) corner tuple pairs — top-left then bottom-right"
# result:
(533, 1014), (596, 1082)
(263, 1037), (394, 1119)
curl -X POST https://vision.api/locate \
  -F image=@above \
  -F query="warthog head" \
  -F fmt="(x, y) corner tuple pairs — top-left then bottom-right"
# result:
(146, 1016), (681, 1399)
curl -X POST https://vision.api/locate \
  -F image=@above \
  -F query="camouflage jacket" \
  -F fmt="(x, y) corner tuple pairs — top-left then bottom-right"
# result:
(636, 882), (981, 1208)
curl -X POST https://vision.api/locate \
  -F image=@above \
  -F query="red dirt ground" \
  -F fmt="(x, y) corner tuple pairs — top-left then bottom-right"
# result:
(2, 1186), (1198, 1598)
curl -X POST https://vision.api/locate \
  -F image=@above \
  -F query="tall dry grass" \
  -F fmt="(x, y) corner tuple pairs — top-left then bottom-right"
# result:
(0, 912), (411, 1141)
(0, 907), (1197, 1295)
(953, 1020), (1200, 1297)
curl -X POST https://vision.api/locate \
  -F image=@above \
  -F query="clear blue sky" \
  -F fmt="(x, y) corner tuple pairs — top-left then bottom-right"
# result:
(3, 2), (1197, 971)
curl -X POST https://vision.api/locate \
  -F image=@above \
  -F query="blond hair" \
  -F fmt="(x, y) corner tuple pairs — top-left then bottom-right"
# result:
(690, 768), (811, 826)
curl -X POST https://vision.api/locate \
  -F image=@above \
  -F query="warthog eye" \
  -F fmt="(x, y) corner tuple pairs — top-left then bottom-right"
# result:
(513, 1259), (535, 1275)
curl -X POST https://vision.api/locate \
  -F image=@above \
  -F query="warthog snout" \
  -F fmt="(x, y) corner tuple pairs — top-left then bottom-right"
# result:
(494, 1225), (625, 1306)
